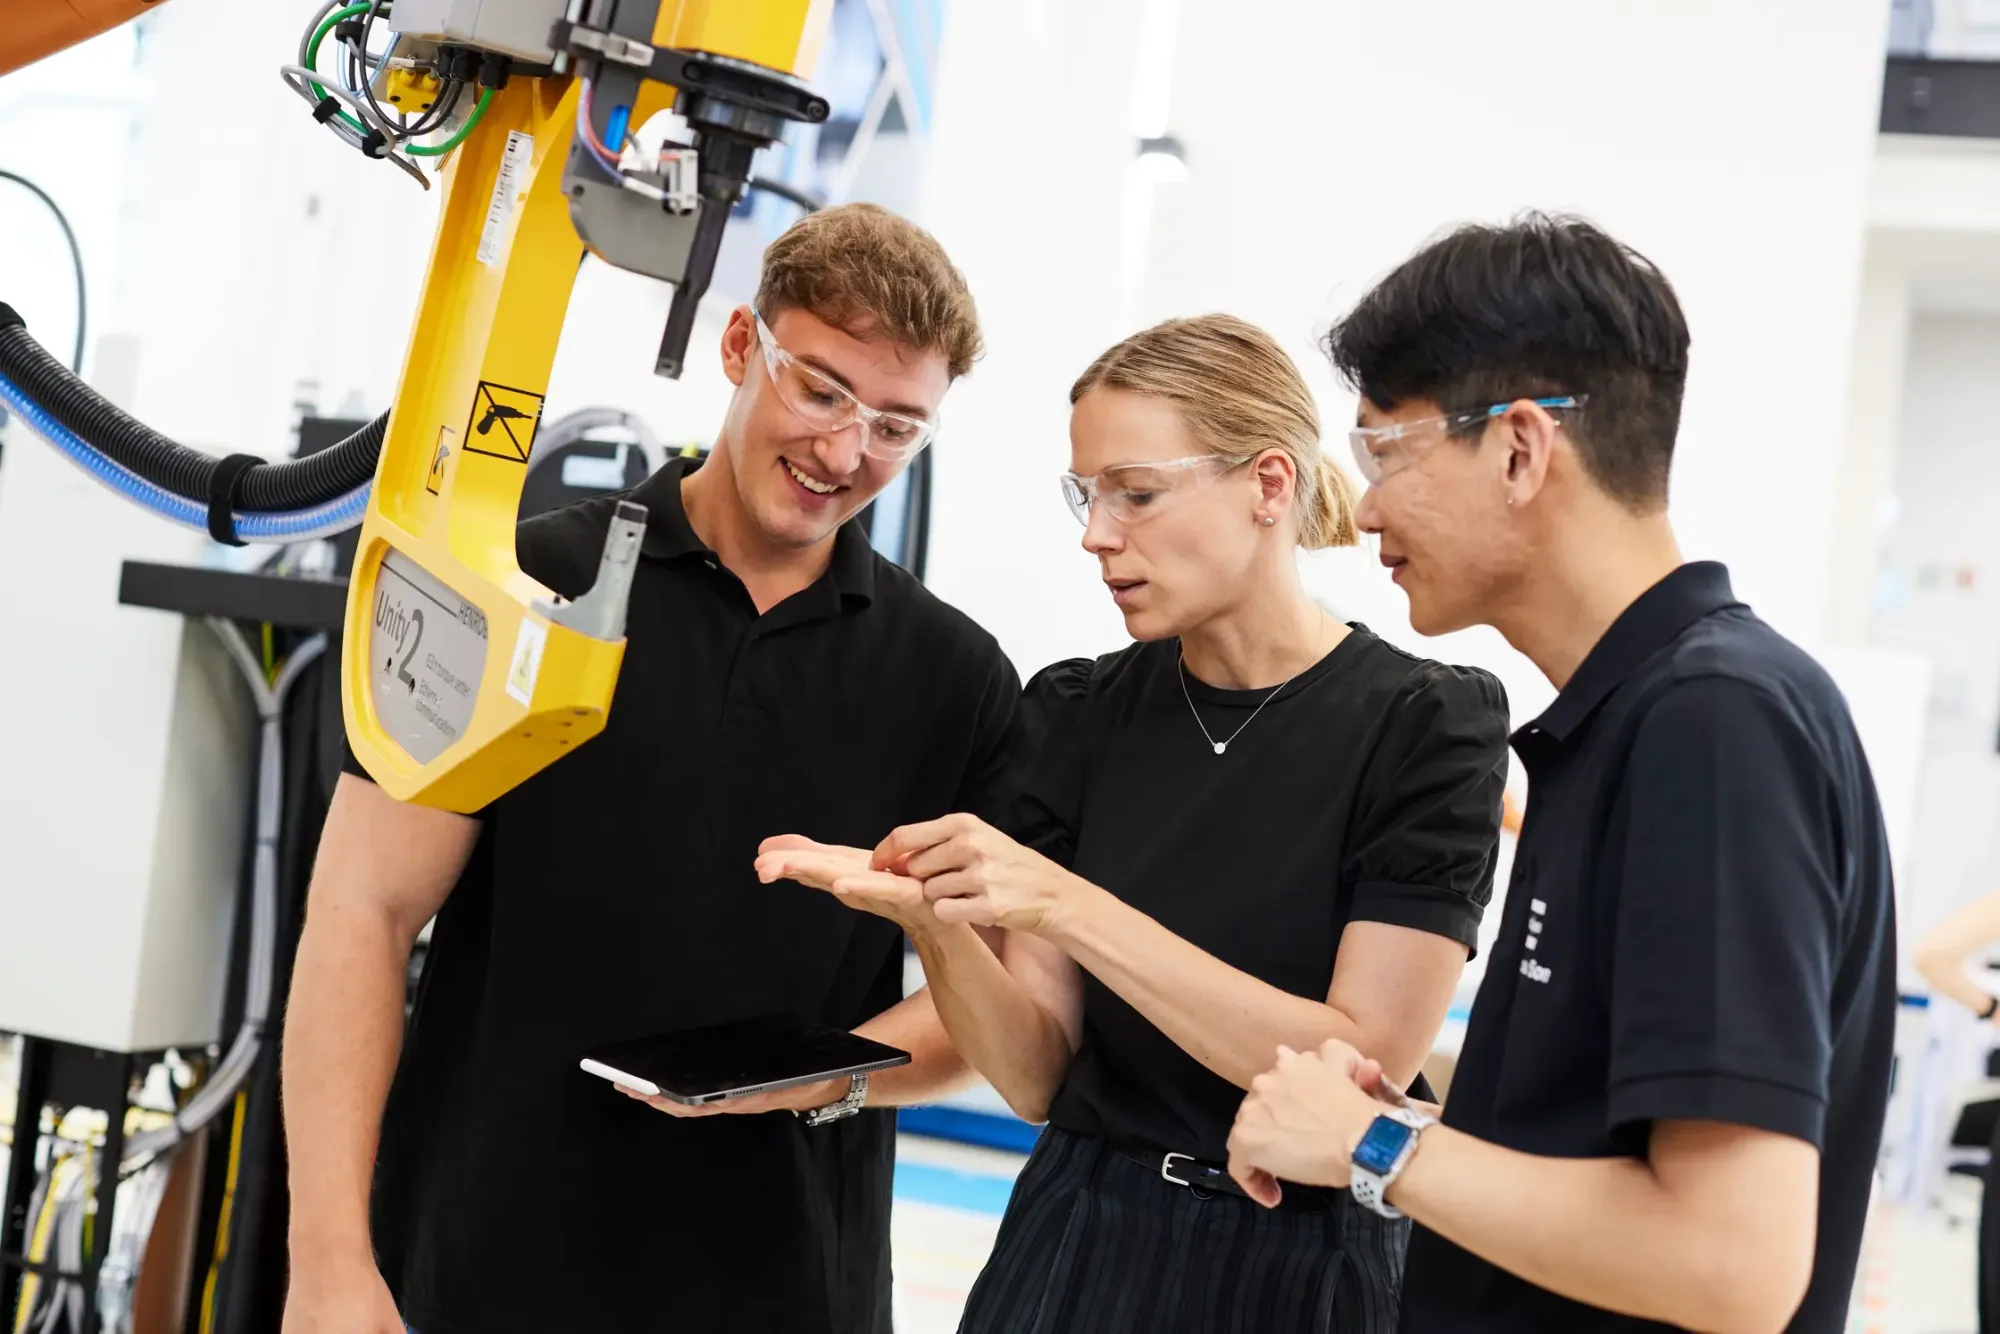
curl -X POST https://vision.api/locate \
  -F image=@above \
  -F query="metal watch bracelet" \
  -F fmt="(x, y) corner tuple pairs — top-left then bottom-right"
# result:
(800, 1072), (868, 1126)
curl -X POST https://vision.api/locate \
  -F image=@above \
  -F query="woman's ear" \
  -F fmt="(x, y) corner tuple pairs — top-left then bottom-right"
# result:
(1253, 450), (1297, 514)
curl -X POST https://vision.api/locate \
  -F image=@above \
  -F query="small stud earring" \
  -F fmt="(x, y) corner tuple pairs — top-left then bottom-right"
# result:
(1506, 498), (1515, 508)
(1259, 516), (1276, 526)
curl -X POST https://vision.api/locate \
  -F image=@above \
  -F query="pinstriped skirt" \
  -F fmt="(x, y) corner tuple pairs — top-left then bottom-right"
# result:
(958, 1127), (1408, 1334)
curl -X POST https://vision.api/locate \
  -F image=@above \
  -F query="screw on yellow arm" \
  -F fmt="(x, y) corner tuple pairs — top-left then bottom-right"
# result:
(342, 0), (826, 813)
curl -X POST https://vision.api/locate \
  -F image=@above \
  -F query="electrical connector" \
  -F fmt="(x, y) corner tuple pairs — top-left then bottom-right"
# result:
(378, 64), (443, 115)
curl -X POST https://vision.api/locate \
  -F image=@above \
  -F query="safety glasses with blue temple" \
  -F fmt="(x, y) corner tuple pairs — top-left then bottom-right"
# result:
(1347, 395), (1586, 485)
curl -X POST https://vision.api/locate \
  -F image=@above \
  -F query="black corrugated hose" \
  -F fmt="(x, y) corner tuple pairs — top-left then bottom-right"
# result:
(0, 303), (384, 511)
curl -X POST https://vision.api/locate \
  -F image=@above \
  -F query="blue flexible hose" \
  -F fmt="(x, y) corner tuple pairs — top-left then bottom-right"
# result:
(0, 371), (371, 542)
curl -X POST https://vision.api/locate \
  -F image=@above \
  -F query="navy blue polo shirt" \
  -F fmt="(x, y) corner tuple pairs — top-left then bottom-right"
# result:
(1400, 562), (1897, 1333)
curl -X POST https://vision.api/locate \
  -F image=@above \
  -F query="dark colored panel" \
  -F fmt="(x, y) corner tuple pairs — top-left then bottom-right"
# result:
(1881, 56), (2000, 139)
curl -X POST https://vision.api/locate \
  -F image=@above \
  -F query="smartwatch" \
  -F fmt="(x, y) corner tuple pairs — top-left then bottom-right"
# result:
(800, 1072), (868, 1127)
(1349, 1106), (1435, 1219)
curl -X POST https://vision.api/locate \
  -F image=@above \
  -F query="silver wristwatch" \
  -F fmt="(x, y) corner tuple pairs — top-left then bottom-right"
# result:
(800, 1072), (868, 1127)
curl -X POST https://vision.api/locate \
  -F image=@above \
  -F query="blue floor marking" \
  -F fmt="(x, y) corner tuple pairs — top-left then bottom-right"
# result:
(893, 1160), (1016, 1216)
(898, 1104), (1043, 1154)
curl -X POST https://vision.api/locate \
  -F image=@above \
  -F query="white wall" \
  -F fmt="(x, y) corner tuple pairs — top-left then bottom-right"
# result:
(1869, 313), (2000, 950)
(916, 0), (1154, 678)
(0, 29), (141, 382)
(1170, 2), (1886, 704)
(918, 1), (1895, 719)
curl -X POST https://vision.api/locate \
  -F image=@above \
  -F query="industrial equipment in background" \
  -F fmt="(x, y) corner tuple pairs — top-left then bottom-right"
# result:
(0, 0), (835, 820)
(0, 1), (847, 1328)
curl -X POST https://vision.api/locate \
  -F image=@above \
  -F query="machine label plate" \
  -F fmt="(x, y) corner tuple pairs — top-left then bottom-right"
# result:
(477, 130), (535, 266)
(370, 550), (489, 764)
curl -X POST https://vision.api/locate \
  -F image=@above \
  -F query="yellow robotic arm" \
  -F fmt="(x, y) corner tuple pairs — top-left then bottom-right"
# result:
(0, 1), (827, 810)
(354, 1), (834, 809)
(0, 0), (832, 813)
(338, 0), (830, 811)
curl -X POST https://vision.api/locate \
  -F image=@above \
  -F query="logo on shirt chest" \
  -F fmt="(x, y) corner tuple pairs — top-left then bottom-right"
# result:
(1518, 897), (1553, 984)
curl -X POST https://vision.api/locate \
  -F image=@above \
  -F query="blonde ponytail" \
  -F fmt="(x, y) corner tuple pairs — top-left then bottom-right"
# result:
(1301, 452), (1361, 551)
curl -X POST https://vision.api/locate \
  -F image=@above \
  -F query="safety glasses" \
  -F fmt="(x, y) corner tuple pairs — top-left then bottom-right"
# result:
(1059, 454), (1253, 527)
(753, 311), (940, 463)
(1347, 395), (1584, 485)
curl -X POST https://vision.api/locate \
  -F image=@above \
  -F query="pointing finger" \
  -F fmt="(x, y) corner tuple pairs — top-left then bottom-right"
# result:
(872, 816), (968, 871)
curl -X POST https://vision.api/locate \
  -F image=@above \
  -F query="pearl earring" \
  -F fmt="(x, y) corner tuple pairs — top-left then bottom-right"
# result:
(1259, 516), (1276, 527)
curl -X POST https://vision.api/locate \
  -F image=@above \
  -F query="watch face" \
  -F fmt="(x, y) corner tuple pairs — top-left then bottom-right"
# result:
(1352, 1116), (1416, 1176)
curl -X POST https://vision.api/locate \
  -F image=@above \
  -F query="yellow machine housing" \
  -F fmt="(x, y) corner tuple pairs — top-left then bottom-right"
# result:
(342, 0), (829, 811)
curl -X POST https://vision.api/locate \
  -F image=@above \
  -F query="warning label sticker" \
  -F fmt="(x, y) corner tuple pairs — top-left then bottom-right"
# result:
(505, 616), (547, 707)
(462, 380), (544, 464)
(369, 550), (489, 765)
(426, 424), (454, 495)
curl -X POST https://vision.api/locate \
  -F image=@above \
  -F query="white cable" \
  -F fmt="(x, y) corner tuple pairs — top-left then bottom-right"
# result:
(279, 65), (430, 189)
(121, 625), (328, 1170)
(298, 0), (344, 68)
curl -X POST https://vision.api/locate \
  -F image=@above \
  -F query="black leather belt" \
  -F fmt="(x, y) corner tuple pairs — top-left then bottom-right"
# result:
(1115, 1144), (1248, 1196)
(1112, 1143), (1340, 1211)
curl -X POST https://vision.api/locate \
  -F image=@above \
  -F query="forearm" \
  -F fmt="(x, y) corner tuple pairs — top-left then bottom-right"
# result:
(1388, 1130), (1780, 1333)
(281, 901), (415, 1261)
(1915, 948), (1997, 1017)
(1048, 884), (1373, 1089)
(910, 923), (1074, 1122)
(852, 985), (978, 1107)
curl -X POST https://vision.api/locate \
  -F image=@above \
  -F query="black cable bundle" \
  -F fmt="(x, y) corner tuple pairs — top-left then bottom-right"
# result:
(0, 304), (385, 512)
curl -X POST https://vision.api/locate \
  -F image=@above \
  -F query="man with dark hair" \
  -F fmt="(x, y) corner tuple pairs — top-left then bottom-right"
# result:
(281, 203), (1014, 1334)
(1224, 213), (1896, 1333)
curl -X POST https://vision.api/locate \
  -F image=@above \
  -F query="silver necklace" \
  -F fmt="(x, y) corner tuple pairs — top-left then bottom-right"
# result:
(1178, 614), (1331, 756)
(1177, 654), (1299, 756)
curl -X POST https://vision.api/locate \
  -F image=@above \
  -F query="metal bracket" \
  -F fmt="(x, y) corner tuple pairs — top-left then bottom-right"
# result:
(558, 22), (655, 69)
(539, 501), (648, 640)
(547, 19), (830, 126)
(657, 147), (699, 215)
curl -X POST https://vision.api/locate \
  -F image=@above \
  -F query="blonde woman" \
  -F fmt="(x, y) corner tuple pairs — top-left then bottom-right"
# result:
(763, 315), (1510, 1332)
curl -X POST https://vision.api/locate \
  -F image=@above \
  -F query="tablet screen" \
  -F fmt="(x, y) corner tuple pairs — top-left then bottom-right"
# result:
(582, 1014), (911, 1103)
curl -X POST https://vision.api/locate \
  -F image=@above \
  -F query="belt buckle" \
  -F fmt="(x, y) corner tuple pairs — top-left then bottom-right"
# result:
(1160, 1151), (1195, 1188)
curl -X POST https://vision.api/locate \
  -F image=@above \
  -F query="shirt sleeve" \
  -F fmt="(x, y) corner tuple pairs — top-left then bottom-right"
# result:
(1342, 665), (1511, 955)
(950, 647), (1026, 832)
(1605, 676), (1843, 1149)
(992, 658), (1097, 868)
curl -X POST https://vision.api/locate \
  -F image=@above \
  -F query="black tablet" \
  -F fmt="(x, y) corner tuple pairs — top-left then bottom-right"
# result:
(580, 1014), (911, 1106)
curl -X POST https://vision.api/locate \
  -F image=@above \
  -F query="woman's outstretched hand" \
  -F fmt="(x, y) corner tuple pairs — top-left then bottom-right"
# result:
(871, 814), (1086, 935)
(756, 835), (935, 934)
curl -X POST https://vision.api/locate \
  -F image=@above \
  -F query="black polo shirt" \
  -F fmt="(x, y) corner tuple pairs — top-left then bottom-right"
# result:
(343, 457), (1021, 1334)
(1400, 563), (1897, 1334)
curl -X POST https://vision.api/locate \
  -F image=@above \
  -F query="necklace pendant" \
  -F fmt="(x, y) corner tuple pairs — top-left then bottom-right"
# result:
(1213, 741), (1227, 755)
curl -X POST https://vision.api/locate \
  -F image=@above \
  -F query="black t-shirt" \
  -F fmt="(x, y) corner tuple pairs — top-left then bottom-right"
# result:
(342, 459), (1021, 1334)
(1005, 627), (1511, 1162)
(1400, 563), (1897, 1333)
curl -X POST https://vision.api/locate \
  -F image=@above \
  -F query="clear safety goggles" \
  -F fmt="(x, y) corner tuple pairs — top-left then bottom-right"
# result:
(754, 311), (940, 463)
(1059, 454), (1253, 527)
(1347, 395), (1584, 485)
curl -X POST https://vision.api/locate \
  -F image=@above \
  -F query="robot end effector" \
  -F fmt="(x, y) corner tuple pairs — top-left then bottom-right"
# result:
(542, 12), (830, 379)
